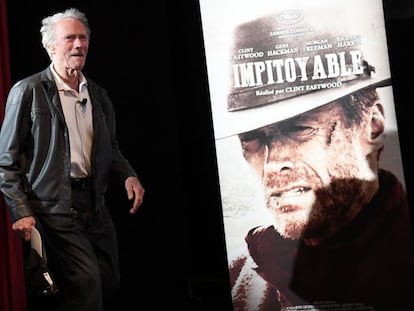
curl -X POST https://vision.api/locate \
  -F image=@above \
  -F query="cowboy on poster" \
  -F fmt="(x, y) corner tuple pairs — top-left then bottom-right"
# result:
(199, 0), (414, 310)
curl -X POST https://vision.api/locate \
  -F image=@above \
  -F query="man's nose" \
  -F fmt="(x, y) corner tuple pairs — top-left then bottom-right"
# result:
(264, 161), (294, 173)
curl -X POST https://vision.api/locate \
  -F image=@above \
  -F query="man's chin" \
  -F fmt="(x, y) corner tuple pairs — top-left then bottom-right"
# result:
(275, 221), (306, 240)
(273, 209), (311, 240)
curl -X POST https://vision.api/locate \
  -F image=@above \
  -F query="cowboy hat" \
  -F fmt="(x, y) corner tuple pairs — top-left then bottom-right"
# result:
(207, 4), (392, 139)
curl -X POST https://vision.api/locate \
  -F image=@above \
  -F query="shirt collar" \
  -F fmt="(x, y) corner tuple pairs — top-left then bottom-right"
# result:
(50, 64), (88, 92)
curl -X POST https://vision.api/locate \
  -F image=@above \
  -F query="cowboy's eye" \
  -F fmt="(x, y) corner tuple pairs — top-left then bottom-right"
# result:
(239, 132), (266, 154)
(283, 124), (317, 141)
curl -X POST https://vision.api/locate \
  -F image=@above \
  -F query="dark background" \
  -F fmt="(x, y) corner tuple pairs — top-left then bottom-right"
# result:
(5, 0), (414, 309)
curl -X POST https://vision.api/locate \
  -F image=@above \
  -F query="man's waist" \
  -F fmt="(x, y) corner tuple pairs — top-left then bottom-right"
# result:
(70, 177), (91, 190)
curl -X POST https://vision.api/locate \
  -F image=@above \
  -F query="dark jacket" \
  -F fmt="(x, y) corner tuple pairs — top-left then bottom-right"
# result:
(0, 67), (137, 223)
(229, 169), (414, 311)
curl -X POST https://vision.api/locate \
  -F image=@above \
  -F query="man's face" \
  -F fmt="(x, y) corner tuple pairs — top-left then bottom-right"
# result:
(50, 18), (89, 74)
(238, 100), (379, 243)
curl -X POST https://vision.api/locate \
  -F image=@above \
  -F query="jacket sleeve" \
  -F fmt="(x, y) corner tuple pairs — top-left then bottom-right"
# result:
(0, 81), (34, 223)
(107, 98), (137, 180)
(91, 83), (138, 183)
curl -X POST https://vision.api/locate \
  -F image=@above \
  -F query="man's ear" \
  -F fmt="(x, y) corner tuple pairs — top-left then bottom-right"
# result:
(48, 44), (55, 55)
(369, 102), (385, 142)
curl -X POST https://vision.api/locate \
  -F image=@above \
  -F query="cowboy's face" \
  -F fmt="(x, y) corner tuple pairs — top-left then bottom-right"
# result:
(238, 98), (384, 243)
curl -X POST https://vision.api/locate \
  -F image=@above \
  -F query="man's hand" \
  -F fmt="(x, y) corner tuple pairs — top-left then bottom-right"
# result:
(12, 216), (36, 241)
(125, 176), (145, 214)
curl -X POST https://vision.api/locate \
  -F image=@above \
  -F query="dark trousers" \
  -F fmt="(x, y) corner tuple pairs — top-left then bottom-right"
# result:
(31, 184), (120, 311)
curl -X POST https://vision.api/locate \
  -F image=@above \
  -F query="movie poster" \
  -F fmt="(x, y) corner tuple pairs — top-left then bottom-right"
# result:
(199, 0), (414, 310)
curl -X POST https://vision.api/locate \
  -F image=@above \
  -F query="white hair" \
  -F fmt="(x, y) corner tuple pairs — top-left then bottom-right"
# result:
(40, 8), (91, 59)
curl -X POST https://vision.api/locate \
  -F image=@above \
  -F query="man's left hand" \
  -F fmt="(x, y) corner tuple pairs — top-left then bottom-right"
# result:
(125, 176), (145, 214)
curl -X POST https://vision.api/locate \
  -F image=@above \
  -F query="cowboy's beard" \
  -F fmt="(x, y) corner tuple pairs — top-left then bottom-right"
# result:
(265, 167), (377, 244)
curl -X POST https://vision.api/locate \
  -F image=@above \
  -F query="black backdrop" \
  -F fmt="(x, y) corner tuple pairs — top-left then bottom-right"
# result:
(5, 1), (414, 310)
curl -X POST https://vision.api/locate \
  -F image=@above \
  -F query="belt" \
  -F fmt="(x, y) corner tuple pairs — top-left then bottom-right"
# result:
(70, 177), (90, 190)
